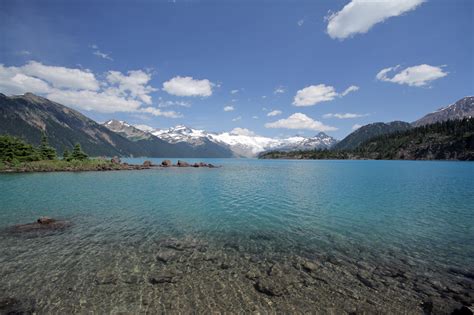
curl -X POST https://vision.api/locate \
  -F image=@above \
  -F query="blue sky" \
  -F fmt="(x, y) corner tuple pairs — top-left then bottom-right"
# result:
(0, 0), (472, 139)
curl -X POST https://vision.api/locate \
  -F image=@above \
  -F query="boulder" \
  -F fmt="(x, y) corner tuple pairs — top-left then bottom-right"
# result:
(193, 163), (200, 168)
(161, 160), (172, 167)
(37, 216), (55, 224)
(199, 162), (208, 167)
(143, 160), (153, 167)
(111, 156), (121, 164)
(177, 160), (189, 167)
(8, 217), (71, 234)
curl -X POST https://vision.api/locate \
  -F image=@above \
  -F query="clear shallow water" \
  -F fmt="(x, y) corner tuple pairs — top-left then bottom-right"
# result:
(0, 159), (473, 313)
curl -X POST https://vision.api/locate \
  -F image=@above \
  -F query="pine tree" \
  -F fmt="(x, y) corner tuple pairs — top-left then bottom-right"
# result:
(62, 148), (72, 161)
(39, 133), (57, 160)
(71, 143), (88, 161)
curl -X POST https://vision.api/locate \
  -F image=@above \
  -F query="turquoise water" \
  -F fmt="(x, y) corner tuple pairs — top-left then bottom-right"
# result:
(0, 159), (473, 313)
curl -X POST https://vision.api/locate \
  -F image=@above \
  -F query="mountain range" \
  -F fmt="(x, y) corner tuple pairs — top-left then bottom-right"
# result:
(104, 121), (337, 158)
(0, 93), (472, 158)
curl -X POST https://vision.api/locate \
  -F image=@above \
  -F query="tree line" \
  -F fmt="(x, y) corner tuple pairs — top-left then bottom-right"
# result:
(259, 118), (474, 161)
(0, 133), (89, 164)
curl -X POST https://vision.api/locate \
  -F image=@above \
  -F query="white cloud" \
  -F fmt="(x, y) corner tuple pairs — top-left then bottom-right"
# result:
(297, 19), (305, 26)
(0, 61), (181, 118)
(293, 84), (337, 106)
(265, 113), (337, 131)
(163, 76), (213, 97)
(230, 127), (255, 136)
(21, 61), (100, 90)
(323, 112), (368, 119)
(252, 116), (259, 119)
(262, 95), (267, 99)
(106, 70), (156, 104)
(232, 116), (242, 122)
(352, 124), (363, 130)
(93, 50), (113, 61)
(230, 89), (239, 94)
(376, 64), (447, 87)
(326, 0), (425, 40)
(47, 89), (142, 113)
(293, 84), (359, 106)
(341, 85), (359, 96)
(157, 99), (191, 108)
(17, 50), (32, 56)
(134, 124), (155, 132)
(274, 86), (286, 94)
(0, 65), (51, 95)
(139, 107), (182, 118)
(223, 105), (235, 112)
(267, 110), (282, 117)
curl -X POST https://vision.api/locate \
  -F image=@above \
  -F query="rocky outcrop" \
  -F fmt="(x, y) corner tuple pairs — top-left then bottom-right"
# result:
(143, 160), (153, 167)
(7, 217), (71, 234)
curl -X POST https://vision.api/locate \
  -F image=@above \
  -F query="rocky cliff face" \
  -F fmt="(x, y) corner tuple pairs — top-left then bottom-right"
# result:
(413, 96), (474, 127)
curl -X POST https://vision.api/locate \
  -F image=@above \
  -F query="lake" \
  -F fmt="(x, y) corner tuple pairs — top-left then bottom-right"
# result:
(0, 159), (473, 313)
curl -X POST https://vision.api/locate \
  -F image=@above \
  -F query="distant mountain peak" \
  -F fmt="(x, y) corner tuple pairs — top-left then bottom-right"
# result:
(413, 96), (474, 127)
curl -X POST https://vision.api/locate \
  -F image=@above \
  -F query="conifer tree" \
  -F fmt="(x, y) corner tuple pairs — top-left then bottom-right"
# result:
(71, 143), (88, 161)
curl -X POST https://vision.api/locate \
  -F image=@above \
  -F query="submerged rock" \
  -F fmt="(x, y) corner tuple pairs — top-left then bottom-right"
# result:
(7, 217), (71, 234)
(0, 297), (35, 314)
(37, 216), (55, 224)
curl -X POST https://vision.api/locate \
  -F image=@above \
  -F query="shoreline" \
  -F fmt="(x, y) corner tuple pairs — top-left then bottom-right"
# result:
(0, 159), (219, 174)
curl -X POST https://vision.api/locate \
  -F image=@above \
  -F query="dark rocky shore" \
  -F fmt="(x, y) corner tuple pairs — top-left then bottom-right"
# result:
(1, 218), (473, 314)
(0, 158), (219, 173)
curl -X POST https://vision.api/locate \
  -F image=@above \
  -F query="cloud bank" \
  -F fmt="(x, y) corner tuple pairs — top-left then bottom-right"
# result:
(0, 61), (179, 118)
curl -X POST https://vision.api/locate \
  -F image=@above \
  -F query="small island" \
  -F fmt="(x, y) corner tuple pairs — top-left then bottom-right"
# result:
(0, 134), (218, 173)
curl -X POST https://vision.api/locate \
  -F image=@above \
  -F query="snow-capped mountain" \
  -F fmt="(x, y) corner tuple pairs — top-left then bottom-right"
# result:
(137, 124), (338, 157)
(104, 120), (153, 141)
(412, 96), (474, 127)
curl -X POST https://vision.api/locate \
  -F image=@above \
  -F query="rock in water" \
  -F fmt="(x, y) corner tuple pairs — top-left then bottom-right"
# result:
(161, 160), (172, 167)
(177, 160), (189, 167)
(7, 217), (71, 234)
(143, 160), (153, 167)
(37, 216), (55, 224)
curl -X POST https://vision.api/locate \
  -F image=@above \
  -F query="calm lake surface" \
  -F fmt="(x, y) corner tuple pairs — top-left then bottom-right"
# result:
(1, 159), (473, 313)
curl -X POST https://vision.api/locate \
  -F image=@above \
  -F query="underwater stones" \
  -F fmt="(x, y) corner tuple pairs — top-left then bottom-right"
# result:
(254, 278), (285, 297)
(149, 272), (178, 285)
(0, 297), (35, 314)
(161, 160), (172, 167)
(156, 249), (178, 263)
(451, 306), (474, 315)
(301, 261), (319, 273)
(94, 270), (118, 285)
(356, 273), (376, 289)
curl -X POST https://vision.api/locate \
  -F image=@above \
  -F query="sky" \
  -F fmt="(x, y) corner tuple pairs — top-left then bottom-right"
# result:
(0, 0), (472, 140)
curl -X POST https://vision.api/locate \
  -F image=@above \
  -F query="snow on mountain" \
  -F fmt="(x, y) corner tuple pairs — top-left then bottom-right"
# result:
(142, 124), (337, 157)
